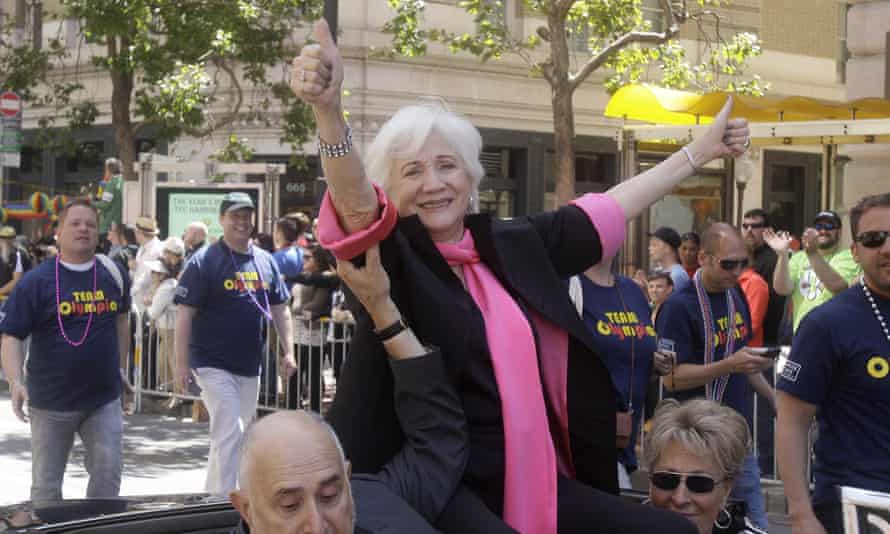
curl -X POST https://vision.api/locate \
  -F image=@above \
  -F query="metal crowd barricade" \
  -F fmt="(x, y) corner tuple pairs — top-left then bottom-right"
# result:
(129, 310), (355, 415)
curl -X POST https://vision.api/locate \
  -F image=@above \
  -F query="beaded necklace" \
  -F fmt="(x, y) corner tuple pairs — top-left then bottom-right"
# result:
(861, 276), (890, 346)
(227, 242), (272, 320)
(55, 255), (97, 347)
(693, 269), (736, 403)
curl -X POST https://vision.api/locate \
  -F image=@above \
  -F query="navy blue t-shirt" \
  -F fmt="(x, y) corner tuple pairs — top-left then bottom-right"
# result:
(777, 284), (890, 505)
(0, 258), (130, 411)
(175, 240), (289, 377)
(579, 275), (657, 469)
(655, 282), (753, 425)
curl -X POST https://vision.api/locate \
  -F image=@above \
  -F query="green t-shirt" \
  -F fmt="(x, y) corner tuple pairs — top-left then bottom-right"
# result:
(94, 173), (123, 235)
(788, 248), (861, 331)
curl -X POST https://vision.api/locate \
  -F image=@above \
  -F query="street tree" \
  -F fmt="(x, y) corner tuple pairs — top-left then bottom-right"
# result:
(379, 0), (767, 205)
(0, 0), (322, 181)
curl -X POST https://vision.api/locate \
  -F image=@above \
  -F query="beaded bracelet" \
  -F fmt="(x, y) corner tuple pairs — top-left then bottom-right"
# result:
(318, 125), (353, 159)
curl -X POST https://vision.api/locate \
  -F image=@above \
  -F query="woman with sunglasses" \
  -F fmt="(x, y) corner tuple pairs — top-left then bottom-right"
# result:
(644, 399), (767, 534)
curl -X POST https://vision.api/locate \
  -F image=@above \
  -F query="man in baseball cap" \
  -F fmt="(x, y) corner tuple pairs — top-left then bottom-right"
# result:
(219, 192), (255, 215)
(175, 189), (294, 497)
(648, 226), (690, 291)
(764, 209), (861, 330)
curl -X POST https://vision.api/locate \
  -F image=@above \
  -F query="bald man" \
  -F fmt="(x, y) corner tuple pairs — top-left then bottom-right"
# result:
(182, 221), (208, 261)
(230, 244), (467, 533)
(230, 411), (360, 534)
(656, 223), (774, 530)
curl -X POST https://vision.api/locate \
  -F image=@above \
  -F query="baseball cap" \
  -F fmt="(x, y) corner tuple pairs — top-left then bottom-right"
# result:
(0, 226), (15, 239)
(649, 227), (682, 251)
(813, 210), (841, 228)
(219, 192), (255, 215)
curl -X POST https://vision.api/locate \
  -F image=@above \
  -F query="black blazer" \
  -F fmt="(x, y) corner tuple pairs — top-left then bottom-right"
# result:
(327, 204), (619, 520)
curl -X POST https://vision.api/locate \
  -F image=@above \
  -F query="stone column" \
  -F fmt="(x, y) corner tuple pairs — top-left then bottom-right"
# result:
(844, 1), (890, 212)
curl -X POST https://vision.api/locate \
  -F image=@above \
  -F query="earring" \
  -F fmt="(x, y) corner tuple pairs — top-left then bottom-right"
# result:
(714, 507), (732, 530)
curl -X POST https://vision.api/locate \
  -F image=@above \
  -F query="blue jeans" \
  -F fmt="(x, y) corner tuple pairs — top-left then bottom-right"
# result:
(29, 398), (123, 505)
(730, 452), (768, 530)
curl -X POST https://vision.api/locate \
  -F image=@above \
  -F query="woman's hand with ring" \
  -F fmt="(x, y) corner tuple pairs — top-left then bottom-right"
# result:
(290, 19), (343, 113)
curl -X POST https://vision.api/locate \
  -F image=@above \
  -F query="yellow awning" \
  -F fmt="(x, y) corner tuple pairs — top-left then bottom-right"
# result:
(604, 84), (890, 125)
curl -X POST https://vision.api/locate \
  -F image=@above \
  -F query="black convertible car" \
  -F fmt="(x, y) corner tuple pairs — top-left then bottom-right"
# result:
(0, 495), (240, 533)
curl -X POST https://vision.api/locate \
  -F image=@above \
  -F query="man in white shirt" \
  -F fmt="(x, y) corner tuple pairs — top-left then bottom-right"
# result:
(131, 216), (164, 314)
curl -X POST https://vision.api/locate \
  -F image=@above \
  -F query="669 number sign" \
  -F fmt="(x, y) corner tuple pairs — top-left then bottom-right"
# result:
(282, 180), (315, 201)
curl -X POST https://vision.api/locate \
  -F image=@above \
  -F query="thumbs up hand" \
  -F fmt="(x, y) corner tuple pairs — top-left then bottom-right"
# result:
(291, 19), (343, 112)
(686, 96), (751, 169)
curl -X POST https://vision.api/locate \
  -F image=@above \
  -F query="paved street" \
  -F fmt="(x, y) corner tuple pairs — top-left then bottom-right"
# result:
(0, 384), (209, 507)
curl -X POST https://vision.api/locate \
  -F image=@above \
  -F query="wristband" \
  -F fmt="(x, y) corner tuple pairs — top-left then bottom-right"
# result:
(681, 146), (698, 172)
(375, 318), (408, 342)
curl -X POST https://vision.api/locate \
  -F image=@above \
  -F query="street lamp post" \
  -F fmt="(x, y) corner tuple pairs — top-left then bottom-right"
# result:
(735, 153), (753, 227)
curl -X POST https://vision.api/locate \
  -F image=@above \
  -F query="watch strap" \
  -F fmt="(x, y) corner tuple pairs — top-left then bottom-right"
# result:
(375, 318), (407, 342)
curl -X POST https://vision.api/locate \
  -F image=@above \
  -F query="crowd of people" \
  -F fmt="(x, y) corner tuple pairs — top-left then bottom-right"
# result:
(0, 18), (888, 534)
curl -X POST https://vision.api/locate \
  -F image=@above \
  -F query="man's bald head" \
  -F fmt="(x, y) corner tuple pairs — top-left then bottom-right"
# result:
(699, 223), (748, 292)
(232, 411), (354, 534)
(183, 221), (208, 249)
(701, 223), (744, 256)
(238, 411), (346, 492)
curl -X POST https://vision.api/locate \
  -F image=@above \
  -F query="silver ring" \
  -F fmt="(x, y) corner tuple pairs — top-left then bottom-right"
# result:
(743, 136), (751, 149)
(300, 69), (307, 83)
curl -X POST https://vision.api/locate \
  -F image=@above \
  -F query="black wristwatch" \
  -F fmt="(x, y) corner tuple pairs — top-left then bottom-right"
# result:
(375, 318), (408, 342)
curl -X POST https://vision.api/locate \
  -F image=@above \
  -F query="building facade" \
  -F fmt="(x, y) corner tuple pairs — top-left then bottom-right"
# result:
(0, 0), (856, 252)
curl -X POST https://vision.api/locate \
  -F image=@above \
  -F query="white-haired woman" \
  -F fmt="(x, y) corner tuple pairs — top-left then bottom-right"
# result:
(291, 20), (749, 534)
(645, 399), (767, 534)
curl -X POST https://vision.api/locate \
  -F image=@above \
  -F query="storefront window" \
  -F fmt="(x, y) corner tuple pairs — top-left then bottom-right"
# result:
(543, 151), (616, 211)
(646, 163), (727, 235)
(478, 146), (519, 217)
(478, 188), (514, 218)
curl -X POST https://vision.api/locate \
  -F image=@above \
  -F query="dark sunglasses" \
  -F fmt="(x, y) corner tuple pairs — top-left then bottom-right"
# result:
(856, 230), (890, 249)
(814, 222), (838, 231)
(741, 222), (765, 230)
(650, 471), (722, 494)
(717, 258), (749, 271)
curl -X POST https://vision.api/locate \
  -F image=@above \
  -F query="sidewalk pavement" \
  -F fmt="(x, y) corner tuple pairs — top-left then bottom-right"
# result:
(0, 383), (209, 507)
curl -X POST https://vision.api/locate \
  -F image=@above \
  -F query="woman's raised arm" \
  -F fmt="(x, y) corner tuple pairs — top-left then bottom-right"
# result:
(291, 20), (379, 234)
(607, 97), (750, 221)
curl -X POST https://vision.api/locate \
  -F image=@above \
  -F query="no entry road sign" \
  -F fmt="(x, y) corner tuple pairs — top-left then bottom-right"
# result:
(0, 92), (22, 118)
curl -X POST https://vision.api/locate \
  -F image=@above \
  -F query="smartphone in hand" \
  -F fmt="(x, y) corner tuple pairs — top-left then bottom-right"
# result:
(749, 346), (782, 359)
(657, 338), (676, 354)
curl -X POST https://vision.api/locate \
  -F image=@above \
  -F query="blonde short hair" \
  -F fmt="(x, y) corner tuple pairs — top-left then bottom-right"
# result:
(644, 399), (751, 480)
(365, 102), (484, 212)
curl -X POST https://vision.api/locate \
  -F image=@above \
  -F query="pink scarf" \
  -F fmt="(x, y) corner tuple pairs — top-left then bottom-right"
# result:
(436, 230), (557, 534)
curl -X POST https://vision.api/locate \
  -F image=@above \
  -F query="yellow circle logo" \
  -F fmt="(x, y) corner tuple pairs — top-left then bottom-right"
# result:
(867, 356), (890, 379)
(597, 320), (612, 336)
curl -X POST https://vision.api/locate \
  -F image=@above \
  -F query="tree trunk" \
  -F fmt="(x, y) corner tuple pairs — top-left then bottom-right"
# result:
(109, 39), (137, 181)
(548, 7), (576, 207)
(552, 84), (576, 207)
